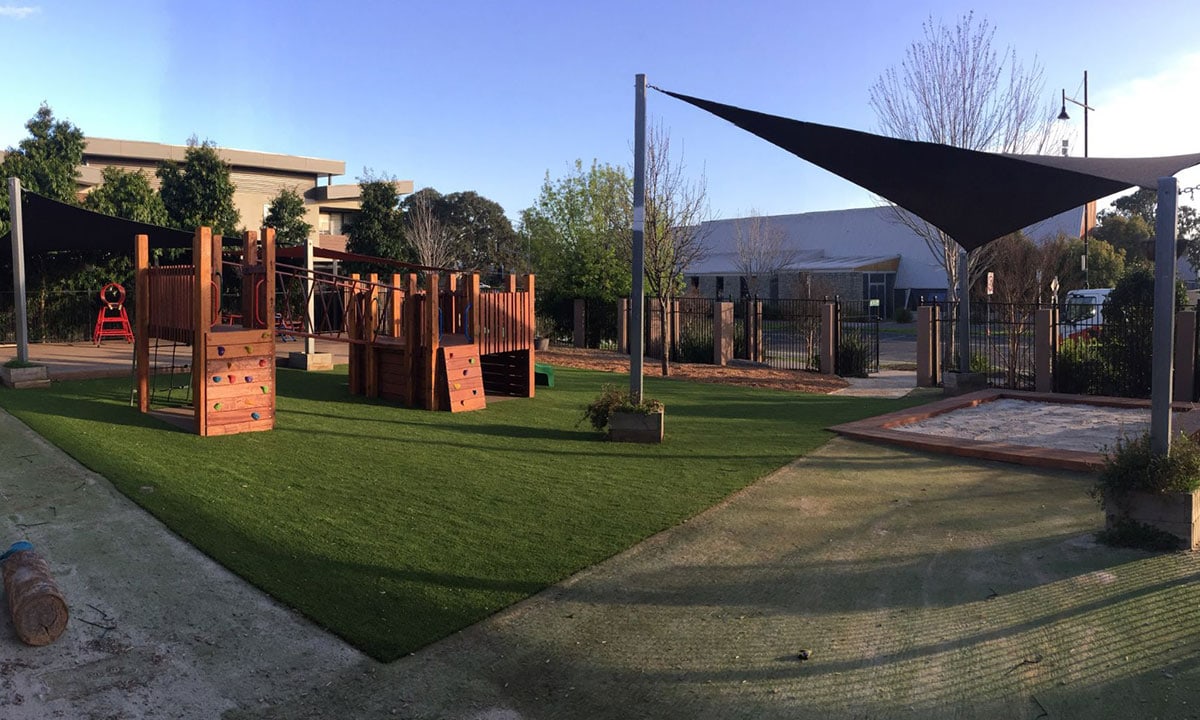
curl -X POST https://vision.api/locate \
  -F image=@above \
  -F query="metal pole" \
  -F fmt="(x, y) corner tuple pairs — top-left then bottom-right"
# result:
(304, 237), (316, 355)
(630, 74), (647, 403)
(1150, 176), (1178, 455)
(8, 177), (29, 363)
(956, 248), (970, 373)
(1083, 70), (1090, 288)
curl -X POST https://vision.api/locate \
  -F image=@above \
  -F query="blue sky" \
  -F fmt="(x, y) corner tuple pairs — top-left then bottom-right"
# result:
(3, 0), (1200, 222)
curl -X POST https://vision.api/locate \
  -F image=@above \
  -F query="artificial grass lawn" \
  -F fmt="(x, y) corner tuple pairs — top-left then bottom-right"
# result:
(0, 366), (924, 661)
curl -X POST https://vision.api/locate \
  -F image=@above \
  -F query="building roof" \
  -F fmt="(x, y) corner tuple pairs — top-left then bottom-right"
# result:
(82, 137), (346, 177)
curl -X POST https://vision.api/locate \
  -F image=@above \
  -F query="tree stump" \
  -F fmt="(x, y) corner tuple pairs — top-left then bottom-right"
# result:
(2, 546), (69, 646)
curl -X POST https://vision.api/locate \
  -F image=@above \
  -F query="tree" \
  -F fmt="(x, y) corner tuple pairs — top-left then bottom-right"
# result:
(264, 187), (313, 248)
(157, 138), (240, 235)
(0, 104), (86, 234)
(1092, 213), (1153, 264)
(518, 159), (632, 323)
(1098, 187), (1200, 267)
(83, 166), (167, 225)
(1041, 234), (1125, 293)
(403, 187), (454, 268)
(346, 173), (407, 266)
(438, 191), (520, 279)
(869, 13), (1057, 300)
(733, 209), (794, 297)
(643, 122), (710, 376)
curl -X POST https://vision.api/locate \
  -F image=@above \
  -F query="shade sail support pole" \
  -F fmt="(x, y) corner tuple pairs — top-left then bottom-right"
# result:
(1151, 176), (1178, 455)
(630, 74), (647, 403)
(8, 177), (29, 363)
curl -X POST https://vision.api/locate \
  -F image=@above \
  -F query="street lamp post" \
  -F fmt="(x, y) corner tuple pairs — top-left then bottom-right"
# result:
(1058, 70), (1096, 287)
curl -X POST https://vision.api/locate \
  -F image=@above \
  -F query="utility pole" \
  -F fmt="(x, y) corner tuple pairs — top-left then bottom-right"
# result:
(630, 74), (647, 403)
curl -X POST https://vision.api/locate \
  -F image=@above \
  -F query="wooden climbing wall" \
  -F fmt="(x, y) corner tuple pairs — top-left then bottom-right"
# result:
(197, 328), (276, 436)
(438, 340), (486, 412)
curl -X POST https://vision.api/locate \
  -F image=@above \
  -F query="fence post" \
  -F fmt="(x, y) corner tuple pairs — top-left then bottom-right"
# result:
(1175, 310), (1196, 402)
(1034, 307), (1055, 393)
(751, 299), (763, 363)
(714, 301), (733, 366)
(820, 302), (836, 375)
(917, 305), (935, 387)
(573, 298), (586, 348)
(617, 298), (629, 354)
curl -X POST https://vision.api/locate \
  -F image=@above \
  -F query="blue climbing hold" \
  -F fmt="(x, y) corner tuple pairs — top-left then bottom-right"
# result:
(251, 412), (261, 421)
(212, 375), (222, 383)
(217, 346), (226, 356)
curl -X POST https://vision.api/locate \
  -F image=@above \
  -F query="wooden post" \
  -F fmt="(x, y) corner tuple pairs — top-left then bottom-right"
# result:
(1175, 310), (1196, 402)
(505, 274), (517, 293)
(365, 273), (379, 398)
(714, 301), (733, 366)
(135, 234), (150, 412)
(445, 273), (458, 334)
(389, 273), (402, 338)
(262, 227), (276, 332)
(404, 274), (418, 406)
(525, 273), (536, 398)
(1034, 308), (1055, 393)
(347, 273), (361, 395)
(211, 233), (223, 321)
(193, 227), (213, 437)
(819, 302), (836, 375)
(425, 273), (440, 410)
(241, 231), (259, 327)
(465, 273), (482, 344)
(917, 306), (935, 387)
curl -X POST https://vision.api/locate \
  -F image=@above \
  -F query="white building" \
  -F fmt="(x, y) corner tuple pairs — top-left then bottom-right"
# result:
(685, 205), (1088, 318)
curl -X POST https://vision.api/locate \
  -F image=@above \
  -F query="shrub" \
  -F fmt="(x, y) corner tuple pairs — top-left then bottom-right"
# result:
(674, 328), (711, 364)
(1092, 432), (1200, 504)
(836, 337), (872, 378)
(893, 306), (914, 323)
(1100, 266), (1188, 398)
(581, 384), (663, 432)
(1055, 337), (1111, 395)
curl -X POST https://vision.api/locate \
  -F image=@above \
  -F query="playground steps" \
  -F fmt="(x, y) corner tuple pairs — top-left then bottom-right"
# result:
(438, 338), (486, 412)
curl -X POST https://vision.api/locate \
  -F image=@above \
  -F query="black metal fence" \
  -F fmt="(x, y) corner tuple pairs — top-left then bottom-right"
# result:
(1054, 300), (1157, 399)
(758, 298), (824, 371)
(835, 300), (881, 376)
(671, 297), (714, 363)
(1, 289), (102, 344)
(929, 300), (1040, 391)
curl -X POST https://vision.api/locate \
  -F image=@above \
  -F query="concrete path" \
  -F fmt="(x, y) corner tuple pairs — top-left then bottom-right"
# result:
(5, 399), (1199, 719)
(831, 369), (919, 398)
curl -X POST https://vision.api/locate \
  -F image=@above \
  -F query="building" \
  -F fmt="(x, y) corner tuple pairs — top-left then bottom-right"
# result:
(685, 205), (1088, 318)
(77, 138), (413, 249)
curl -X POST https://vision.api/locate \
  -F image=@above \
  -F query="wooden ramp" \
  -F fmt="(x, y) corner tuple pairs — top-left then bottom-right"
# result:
(438, 336), (486, 412)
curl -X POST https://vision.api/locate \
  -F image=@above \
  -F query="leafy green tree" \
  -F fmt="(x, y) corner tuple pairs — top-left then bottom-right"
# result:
(346, 174), (407, 266)
(0, 103), (86, 234)
(1098, 187), (1200, 265)
(518, 159), (632, 319)
(439, 191), (519, 279)
(264, 187), (313, 248)
(83, 166), (167, 225)
(156, 138), (240, 234)
(1040, 234), (1125, 292)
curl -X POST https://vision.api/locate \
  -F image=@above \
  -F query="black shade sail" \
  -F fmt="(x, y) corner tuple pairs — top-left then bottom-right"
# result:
(3, 190), (194, 254)
(657, 89), (1200, 251)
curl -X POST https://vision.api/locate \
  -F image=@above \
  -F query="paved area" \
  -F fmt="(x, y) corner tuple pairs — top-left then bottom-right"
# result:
(831, 369), (918, 398)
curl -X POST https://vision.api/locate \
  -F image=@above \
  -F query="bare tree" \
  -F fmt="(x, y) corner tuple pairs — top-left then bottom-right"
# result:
(405, 189), (455, 268)
(868, 12), (1059, 301)
(644, 121), (711, 376)
(734, 209), (794, 298)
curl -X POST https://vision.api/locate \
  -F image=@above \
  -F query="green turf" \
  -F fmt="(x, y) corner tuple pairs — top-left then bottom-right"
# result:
(0, 366), (924, 661)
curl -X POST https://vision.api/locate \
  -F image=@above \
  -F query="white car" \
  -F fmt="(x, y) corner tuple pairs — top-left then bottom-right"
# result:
(1060, 288), (1112, 340)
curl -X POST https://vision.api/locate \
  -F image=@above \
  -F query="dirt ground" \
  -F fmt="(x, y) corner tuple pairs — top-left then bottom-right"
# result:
(537, 347), (849, 394)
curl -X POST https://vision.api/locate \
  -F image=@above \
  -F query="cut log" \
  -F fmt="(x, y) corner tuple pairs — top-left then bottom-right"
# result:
(2, 548), (69, 646)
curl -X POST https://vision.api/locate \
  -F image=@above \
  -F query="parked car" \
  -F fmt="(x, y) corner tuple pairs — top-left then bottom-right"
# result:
(1060, 288), (1112, 340)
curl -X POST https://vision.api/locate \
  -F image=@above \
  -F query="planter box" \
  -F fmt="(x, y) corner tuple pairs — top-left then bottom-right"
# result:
(609, 409), (664, 444)
(0, 364), (50, 390)
(534, 337), (550, 351)
(1106, 490), (1200, 549)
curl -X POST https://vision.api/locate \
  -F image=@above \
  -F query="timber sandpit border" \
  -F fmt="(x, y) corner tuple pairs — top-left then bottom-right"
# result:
(830, 389), (1200, 472)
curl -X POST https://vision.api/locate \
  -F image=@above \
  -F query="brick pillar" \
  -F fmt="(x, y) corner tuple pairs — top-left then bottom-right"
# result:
(1034, 307), (1056, 393)
(573, 298), (586, 348)
(617, 298), (629, 354)
(714, 301), (733, 366)
(917, 306), (936, 387)
(820, 302), (836, 375)
(1175, 310), (1196, 402)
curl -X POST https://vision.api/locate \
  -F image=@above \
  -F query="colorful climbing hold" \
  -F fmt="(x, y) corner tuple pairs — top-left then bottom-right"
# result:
(213, 402), (223, 410)
(217, 346), (226, 356)
(227, 361), (233, 369)
(260, 386), (268, 394)
(228, 374), (237, 384)
(244, 346), (253, 353)
(453, 382), (461, 390)
(469, 357), (475, 364)
(258, 359), (267, 367)
(244, 376), (253, 383)
(212, 376), (222, 383)
(251, 412), (261, 421)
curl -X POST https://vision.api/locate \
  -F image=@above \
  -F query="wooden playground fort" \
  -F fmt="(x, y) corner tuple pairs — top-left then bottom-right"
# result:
(133, 226), (536, 437)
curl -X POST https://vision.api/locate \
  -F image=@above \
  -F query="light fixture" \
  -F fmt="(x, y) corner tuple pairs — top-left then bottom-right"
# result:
(1057, 89), (1070, 121)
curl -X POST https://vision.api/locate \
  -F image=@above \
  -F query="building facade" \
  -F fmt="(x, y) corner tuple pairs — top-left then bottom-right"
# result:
(77, 138), (413, 249)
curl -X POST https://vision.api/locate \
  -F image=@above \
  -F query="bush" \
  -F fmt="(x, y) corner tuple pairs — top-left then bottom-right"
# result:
(836, 337), (872, 378)
(674, 328), (712, 364)
(893, 306), (914, 323)
(1091, 432), (1200, 505)
(1055, 337), (1112, 395)
(1100, 266), (1188, 398)
(581, 384), (663, 432)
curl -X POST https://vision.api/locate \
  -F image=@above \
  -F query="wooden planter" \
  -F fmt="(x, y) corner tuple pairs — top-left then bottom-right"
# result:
(0, 364), (50, 390)
(1106, 490), (1200, 549)
(609, 408), (664, 444)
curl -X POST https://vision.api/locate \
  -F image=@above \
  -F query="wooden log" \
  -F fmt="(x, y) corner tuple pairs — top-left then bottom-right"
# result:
(2, 544), (68, 646)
